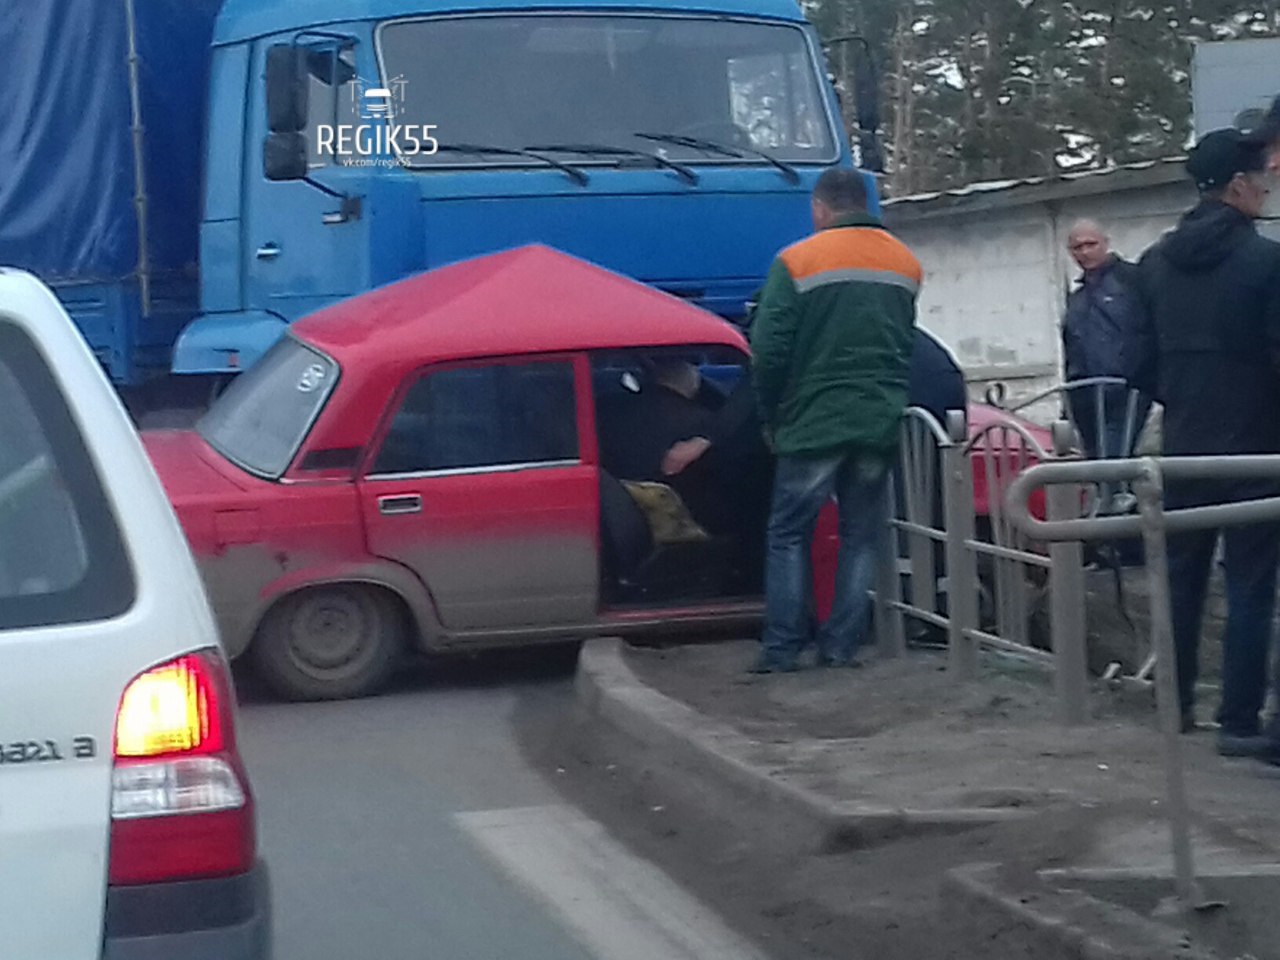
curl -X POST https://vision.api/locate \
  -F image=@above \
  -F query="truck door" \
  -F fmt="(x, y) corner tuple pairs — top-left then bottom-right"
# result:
(243, 39), (367, 320)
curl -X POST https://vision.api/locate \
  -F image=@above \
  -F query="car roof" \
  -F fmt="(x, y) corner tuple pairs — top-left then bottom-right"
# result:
(293, 244), (748, 369)
(214, 0), (809, 45)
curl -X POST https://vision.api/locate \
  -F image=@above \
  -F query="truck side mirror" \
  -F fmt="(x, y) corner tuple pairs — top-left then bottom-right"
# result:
(823, 34), (884, 173)
(263, 132), (308, 181)
(851, 48), (883, 173)
(266, 45), (309, 134)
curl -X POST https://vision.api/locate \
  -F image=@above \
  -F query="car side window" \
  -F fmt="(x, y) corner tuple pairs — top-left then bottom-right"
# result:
(372, 361), (578, 475)
(0, 322), (134, 629)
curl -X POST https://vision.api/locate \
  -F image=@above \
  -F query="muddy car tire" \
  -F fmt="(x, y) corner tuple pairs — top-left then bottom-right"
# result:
(251, 584), (407, 700)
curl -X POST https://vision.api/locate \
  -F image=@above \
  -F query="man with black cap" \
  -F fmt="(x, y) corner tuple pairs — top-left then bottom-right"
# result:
(1127, 128), (1280, 758)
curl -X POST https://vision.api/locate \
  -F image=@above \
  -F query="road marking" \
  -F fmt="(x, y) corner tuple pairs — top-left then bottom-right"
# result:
(454, 805), (770, 960)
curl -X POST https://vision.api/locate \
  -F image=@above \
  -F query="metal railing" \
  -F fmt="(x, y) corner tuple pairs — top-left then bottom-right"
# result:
(871, 393), (1280, 911)
(873, 408), (1087, 720)
(991, 376), (1150, 515)
(1005, 453), (1280, 912)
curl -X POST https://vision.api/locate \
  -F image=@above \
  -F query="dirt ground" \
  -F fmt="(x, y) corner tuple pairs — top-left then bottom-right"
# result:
(625, 640), (1280, 833)
(521, 639), (1280, 960)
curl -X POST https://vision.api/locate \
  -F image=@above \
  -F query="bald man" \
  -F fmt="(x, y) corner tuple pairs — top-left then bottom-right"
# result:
(1062, 220), (1150, 473)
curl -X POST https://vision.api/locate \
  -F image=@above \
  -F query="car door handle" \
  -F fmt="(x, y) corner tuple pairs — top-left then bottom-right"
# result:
(256, 242), (282, 260)
(378, 494), (422, 516)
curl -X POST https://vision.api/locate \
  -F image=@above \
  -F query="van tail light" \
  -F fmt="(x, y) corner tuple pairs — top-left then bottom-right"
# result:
(108, 650), (256, 886)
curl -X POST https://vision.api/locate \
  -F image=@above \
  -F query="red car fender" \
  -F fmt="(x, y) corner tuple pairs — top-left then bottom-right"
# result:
(232, 558), (445, 658)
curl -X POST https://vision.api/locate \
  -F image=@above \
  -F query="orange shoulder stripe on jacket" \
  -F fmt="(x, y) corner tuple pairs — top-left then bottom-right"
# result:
(779, 227), (923, 295)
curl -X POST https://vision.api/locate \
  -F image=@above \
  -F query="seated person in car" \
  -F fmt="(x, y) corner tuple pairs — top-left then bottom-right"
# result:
(596, 357), (770, 565)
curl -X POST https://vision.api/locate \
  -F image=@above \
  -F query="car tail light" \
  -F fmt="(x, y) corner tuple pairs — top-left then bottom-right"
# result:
(108, 650), (256, 885)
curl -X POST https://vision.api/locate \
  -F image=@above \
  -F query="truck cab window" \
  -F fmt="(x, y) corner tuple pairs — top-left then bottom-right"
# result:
(729, 49), (828, 150)
(377, 16), (836, 165)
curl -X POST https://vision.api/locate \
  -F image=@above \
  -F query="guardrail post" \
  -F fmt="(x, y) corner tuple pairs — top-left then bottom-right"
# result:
(875, 460), (907, 657)
(1134, 463), (1202, 909)
(907, 424), (936, 627)
(1047, 419), (1088, 726)
(944, 410), (979, 679)
(997, 450), (1280, 913)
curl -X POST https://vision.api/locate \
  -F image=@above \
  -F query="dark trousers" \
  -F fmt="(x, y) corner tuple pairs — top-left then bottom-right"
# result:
(1067, 383), (1150, 460)
(1167, 489), (1280, 733)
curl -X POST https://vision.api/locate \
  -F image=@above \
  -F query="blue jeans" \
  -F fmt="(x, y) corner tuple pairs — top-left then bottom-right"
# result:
(760, 451), (890, 667)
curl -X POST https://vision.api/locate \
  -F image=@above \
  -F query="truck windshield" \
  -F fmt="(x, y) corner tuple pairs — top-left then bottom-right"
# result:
(378, 15), (836, 166)
(197, 337), (338, 480)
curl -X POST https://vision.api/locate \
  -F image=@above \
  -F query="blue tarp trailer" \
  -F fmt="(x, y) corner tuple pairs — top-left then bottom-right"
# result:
(0, 0), (221, 385)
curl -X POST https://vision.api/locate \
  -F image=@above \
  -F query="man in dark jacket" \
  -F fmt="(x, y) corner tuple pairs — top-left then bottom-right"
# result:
(747, 169), (919, 671)
(1062, 220), (1149, 465)
(909, 327), (967, 424)
(1128, 128), (1280, 756)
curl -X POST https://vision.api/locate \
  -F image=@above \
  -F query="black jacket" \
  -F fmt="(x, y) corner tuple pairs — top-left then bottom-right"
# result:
(1062, 255), (1143, 381)
(909, 327), (967, 426)
(1129, 201), (1280, 456)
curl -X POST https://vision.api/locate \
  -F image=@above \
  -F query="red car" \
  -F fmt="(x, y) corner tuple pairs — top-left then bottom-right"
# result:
(144, 246), (1048, 700)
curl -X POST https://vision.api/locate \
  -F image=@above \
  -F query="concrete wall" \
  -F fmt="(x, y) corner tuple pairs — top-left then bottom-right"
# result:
(886, 174), (1198, 424)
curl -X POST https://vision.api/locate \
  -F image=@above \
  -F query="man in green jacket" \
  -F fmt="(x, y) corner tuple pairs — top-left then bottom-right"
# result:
(749, 168), (921, 671)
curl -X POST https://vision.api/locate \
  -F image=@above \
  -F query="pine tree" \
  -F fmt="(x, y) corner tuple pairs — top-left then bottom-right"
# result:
(805, 0), (1280, 193)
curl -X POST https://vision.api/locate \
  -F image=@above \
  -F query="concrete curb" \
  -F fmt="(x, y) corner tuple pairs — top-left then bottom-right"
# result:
(941, 863), (1219, 960)
(575, 637), (1032, 854)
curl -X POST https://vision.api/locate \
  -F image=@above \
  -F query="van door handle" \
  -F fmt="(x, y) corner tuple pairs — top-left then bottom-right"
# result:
(256, 242), (282, 260)
(378, 494), (422, 516)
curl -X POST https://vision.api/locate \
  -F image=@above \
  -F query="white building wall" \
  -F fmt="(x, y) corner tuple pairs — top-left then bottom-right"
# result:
(886, 175), (1198, 424)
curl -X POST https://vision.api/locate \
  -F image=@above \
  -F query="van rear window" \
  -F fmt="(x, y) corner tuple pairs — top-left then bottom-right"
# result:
(0, 322), (134, 629)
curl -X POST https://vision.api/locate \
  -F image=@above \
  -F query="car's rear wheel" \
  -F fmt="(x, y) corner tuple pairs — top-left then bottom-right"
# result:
(251, 584), (407, 700)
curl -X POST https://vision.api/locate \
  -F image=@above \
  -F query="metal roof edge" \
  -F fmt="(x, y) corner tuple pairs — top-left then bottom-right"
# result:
(882, 157), (1191, 226)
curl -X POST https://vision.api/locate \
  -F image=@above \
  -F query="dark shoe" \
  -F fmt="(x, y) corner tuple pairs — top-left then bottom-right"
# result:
(816, 655), (863, 669)
(1258, 743), (1280, 767)
(747, 654), (798, 675)
(1181, 710), (1197, 734)
(1217, 732), (1272, 758)
(816, 643), (870, 668)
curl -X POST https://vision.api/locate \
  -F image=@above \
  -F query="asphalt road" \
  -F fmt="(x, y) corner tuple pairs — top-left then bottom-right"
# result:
(235, 652), (766, 960)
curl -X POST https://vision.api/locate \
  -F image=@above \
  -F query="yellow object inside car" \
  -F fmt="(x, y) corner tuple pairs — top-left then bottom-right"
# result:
(620, 481), (710, 545)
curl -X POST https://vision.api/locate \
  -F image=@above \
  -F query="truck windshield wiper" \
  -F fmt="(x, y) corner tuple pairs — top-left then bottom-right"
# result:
(428, 144), (589, 186)
(634, 132), (800, 184)
(522, 143), (699, 185)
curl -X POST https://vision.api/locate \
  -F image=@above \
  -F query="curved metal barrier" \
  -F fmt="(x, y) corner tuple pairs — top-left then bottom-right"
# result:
(990, 376), (1149, 517)
(1003, 452), (1280, 912)
(875, 408), (1083, 684)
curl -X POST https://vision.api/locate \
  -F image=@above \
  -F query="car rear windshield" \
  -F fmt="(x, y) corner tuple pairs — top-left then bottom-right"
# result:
(197, 336), (338, 479)
(0, 321), (135, 629)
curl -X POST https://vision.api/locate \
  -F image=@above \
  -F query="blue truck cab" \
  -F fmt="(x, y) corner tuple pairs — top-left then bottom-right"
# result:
(0, 0), (877, 387)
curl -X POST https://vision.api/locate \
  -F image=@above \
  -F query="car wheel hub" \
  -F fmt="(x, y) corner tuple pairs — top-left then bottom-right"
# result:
(292, 593), (367, 670)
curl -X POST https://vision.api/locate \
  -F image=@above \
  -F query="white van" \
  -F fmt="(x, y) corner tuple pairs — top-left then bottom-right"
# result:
(0, 270), (270, 958)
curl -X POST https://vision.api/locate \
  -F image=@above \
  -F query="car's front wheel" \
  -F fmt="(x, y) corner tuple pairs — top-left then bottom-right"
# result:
(251, 584), (407, 700)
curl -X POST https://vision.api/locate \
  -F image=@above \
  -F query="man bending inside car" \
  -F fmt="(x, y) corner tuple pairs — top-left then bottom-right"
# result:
(748, 169), (919, 672)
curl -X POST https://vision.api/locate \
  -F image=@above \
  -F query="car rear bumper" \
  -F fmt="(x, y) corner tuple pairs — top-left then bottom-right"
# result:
(102, 860), (271, 960)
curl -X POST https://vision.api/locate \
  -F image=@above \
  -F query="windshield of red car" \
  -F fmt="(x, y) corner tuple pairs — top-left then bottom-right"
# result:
(197, 336), (338, 479)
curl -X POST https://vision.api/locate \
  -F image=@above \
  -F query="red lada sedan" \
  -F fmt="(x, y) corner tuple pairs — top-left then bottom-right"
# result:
(144, 246), (1048, 700)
